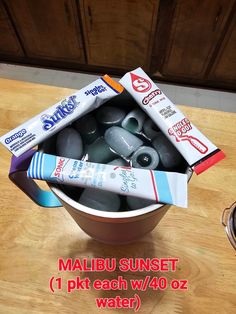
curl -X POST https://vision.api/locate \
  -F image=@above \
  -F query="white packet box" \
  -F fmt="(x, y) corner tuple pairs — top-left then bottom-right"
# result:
(119, 68), (225, 175)
(0, 75), (123, 157)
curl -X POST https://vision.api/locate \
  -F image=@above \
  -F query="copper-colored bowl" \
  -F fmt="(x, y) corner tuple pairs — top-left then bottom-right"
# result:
(49, 165), (192, 244)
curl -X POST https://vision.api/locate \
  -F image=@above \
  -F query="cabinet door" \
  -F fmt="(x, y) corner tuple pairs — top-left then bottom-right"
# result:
(80, 0), (159, 70)
(208, 11), (236, 84)
(0, 1), (23, 57)
(152, 0), (235, 79)
(6, 0), (85, 63)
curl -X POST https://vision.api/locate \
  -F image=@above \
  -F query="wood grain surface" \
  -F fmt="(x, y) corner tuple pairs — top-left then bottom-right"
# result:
(0, 78), (235, 314)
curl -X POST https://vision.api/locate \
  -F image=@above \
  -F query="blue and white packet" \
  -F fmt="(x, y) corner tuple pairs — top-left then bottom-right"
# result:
(27, 152), (188, 208)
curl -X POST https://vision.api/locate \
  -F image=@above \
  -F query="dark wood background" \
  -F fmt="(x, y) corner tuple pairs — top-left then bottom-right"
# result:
(0, 0), (236, 92)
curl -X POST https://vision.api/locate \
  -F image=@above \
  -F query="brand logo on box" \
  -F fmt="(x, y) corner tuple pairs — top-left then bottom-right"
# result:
(41, 95), (79, 131)
(54, 158), (65, 178)
(142, 89), (162, 105)
(130, 73), (152, 93)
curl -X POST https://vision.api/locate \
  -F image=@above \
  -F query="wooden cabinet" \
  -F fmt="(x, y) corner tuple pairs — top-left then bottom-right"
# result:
(0, 1), (23, 57)
(152, 0), (235, 81)
(0, 0), (236, 91)
(5, 0), (85, 63)
(80, 0), (159, 70)
(208, 10), (236, 85)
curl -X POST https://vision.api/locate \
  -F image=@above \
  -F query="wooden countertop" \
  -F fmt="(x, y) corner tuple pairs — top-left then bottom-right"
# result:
(0, 78), (235, 314)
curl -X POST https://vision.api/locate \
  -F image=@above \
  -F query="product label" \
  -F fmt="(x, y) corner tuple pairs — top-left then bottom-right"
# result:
(168, 119), (208, 154)
(0, 75), (123, 157)
(4, 128), (27, 144)
(41, 95), (79, 131)
(84, 85), (107, 96)
(53, 157), (66, 179)
(119, 67), (224, 172)
(118, 168), (138, 193)
(131, 73), (152, 93)
(142, 89), (162, 105)
(27, 152), (188, 208)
